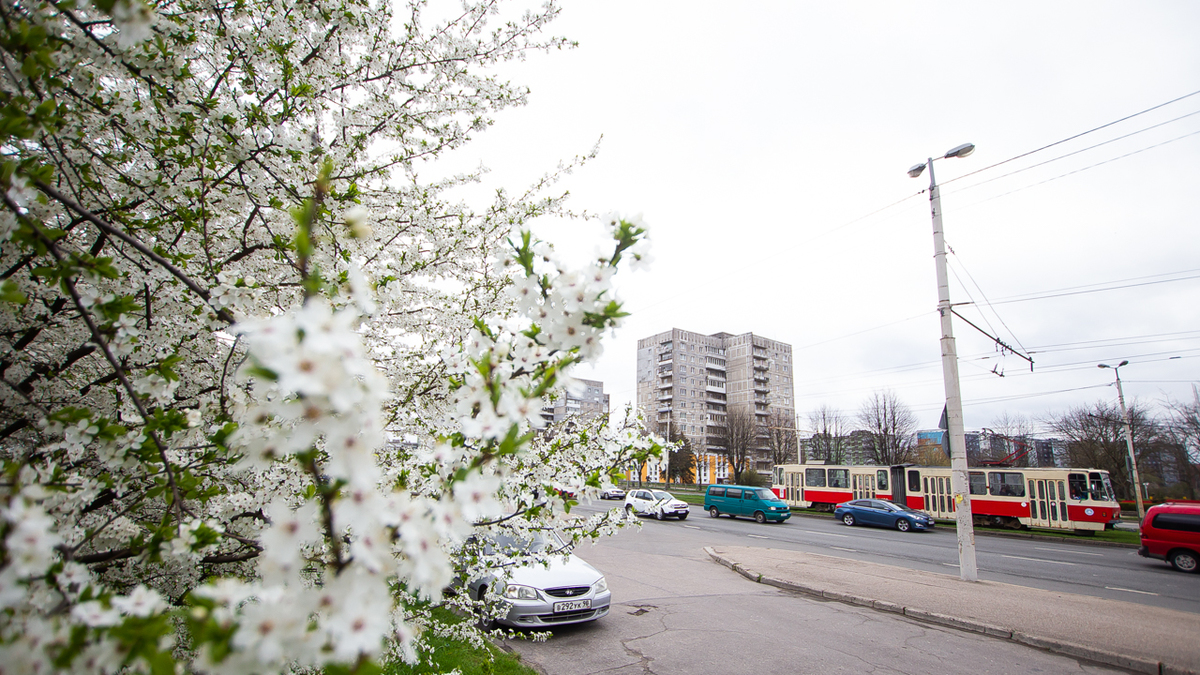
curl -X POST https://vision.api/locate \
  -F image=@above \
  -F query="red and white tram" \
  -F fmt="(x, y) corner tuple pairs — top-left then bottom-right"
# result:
(772, 463), (1122, 532)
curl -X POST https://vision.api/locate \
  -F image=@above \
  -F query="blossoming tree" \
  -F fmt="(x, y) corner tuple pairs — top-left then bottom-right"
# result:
(0, 0), (659, 671)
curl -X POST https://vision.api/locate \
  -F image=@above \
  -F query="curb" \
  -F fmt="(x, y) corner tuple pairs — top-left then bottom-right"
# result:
(704, 547), (1193, 675)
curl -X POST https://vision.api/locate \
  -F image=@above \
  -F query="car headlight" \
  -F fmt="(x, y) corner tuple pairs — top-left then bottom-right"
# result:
(502, 584), (539, 600)
(592, 576), (608, 593)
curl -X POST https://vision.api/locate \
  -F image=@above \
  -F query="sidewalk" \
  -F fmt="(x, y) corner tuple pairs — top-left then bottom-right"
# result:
(706, 545), (1200, 675)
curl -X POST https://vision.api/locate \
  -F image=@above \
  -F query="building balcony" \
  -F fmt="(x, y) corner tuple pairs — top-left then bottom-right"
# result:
(706, 383), (726, 393)
(706, 361), (726, 371)
(658, 380), (673, 389)
(657, 406), (673, 414)
(657, 392), (673, 401)
(658, 354), (673, 364)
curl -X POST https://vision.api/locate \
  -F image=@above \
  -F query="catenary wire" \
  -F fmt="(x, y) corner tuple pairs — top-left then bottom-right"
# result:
(941, 89), (1200, 186)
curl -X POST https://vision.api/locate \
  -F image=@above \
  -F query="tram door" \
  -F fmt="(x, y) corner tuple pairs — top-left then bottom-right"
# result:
(852, 473), (876, 500)
(1029, 479), (1069, 529)
(923, 475), (955, 519)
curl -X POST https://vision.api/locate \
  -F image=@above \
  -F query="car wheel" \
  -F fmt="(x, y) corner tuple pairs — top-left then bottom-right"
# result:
(475, 586), (496, 630)
(895, 518), (911, 532)
(709, 507), (720, 518)
(678, 512), (688, 520)
(754, 511), (766, 524)
(842, 513), (855, 526)
(655, 509), (665, 521)
(1169, 549), (1199, 573)
(625, 504), (635, 517)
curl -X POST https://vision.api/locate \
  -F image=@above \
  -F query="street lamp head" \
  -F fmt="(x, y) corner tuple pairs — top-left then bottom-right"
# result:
(907, 163), (927, 178)
(1119, 359), (1129, 367)
(1099, 360), (1131, 370)
(944, 143), (976, 159)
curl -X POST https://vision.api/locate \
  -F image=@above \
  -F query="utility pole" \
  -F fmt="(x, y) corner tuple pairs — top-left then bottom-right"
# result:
(1100, 361), (1144, 519)
(909, 143), (979, 582)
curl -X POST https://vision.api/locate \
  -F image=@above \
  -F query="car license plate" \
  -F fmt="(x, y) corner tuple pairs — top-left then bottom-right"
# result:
(553, 599), (591, 613)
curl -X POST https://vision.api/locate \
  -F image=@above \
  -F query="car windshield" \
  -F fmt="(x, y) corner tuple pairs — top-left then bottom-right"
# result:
(651, 491), (674, 500)
(754, 489), (776, 500)
(488, 530), (565, 554)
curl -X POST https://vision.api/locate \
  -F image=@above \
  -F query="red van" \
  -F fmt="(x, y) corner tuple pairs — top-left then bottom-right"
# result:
(1138, 502), (1200, 573)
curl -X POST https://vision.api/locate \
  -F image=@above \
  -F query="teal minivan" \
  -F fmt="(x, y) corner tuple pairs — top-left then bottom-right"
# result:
(704, 485), (791, 523)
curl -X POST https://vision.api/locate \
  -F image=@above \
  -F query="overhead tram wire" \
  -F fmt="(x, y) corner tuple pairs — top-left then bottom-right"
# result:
(987, 269), (1200, 306)
(948, 109), (1200, 195)
(941, 89), (1200, 187)
(948, 128), (1200, 208)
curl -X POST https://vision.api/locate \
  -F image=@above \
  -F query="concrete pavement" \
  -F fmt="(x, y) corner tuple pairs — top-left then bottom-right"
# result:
(706, 545), (1200, 675)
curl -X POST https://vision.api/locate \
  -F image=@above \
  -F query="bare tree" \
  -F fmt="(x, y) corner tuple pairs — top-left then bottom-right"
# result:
(807, 405), (848, 464)
(1162, 386), (1200, 498)
(1042, 400), (1165, 501)
(764, 410), (798, 468)
(857, 391), (917, 465)
(986, 412), (1037, 466)
(720, 407), (758, 484)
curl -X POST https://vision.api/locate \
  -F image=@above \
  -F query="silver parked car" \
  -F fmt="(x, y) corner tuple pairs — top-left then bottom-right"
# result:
(467, 530), (611, 629)
(599, 486), (626, 500)
(625, 488), (691, 520)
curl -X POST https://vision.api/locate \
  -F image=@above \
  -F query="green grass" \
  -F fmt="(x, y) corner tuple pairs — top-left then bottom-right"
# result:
(382, 608), (539, 675)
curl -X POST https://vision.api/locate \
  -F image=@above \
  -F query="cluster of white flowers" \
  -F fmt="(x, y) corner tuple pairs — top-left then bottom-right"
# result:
(0, 0), (664, 673)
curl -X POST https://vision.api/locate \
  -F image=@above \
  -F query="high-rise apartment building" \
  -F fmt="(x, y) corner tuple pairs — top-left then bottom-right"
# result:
(541, 378), (610, 425)
(636, 329), (796, 484)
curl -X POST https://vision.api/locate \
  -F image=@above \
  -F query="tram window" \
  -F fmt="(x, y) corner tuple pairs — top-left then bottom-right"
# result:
(828, 469), (849, 489)
(876, 470), (888, 491)
(908, 470), (921, 493)
(1090, 472), (1116, 502)
(805, 468), (826, 488)
(969, 472), (987, 495)
(988, 472), (1025, 497)
(1068, 473), (1088, 500)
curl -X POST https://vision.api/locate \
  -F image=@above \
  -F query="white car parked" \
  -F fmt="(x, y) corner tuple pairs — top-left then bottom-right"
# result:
(624, 489), (690, 520)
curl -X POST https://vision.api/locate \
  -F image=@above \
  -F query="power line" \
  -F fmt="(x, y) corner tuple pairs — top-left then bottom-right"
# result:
(943, 89), (1200, 186)
(949, 109), (1200, 194)
(988, 270), (1200, 306)
(950, 128), (1200, 208)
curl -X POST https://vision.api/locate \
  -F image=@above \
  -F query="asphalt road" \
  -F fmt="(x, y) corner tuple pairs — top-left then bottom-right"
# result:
(581, 500), (1200, 614)
(501, 514), (1134, 675)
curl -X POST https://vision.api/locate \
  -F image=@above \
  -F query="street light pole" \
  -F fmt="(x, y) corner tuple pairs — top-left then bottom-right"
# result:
(909, 143), (979, 582)
(1099, 361), (1144, 519)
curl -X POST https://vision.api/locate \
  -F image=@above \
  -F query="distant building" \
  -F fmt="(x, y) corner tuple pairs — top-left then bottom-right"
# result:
(540, 378), (610, 425)
(801, 429), (886, 466)
(634, 328), (795, 484)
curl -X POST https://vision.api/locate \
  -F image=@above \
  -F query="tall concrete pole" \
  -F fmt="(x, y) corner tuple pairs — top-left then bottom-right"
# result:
(924, 154), (979, 582)
(1102, 362), (1144, 519)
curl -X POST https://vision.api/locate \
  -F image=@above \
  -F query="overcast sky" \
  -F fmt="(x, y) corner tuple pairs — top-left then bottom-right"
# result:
(439, 1), (1200, 435)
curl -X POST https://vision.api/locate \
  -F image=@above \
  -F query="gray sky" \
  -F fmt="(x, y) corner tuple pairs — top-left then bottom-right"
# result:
(441, 1), (1200, 434)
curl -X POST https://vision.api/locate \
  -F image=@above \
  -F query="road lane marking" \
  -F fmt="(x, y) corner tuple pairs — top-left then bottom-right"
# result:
(805, 531), (850, 538)
(942, 563), (960, 568)
(1105, 586), (1159, 596)
(830, 546), (858, 553)
(1034, 546), (1103, 557)
(747, 534), (771, 539)
(1001, 554), (1076, 566)
(682, 525), (701, 530)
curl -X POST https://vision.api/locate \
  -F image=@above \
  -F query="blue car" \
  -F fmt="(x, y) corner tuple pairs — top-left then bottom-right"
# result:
(834, 499), (934, 532)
